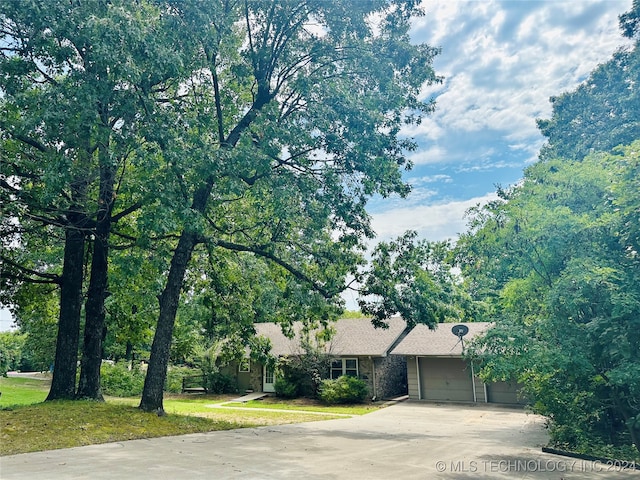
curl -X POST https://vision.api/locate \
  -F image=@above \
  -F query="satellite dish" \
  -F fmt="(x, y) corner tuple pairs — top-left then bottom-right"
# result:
(451, 324), (469, 338)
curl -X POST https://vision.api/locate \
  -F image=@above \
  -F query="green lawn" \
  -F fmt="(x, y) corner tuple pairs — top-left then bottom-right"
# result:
(229, 398), (380, 415)
(0, 377), (357, 456)
(0, 376), (50, 406)
(1, 400), (242, 456)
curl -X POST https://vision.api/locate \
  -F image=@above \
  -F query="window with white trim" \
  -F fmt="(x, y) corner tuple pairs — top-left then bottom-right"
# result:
(330, 358), (358, 379)
(238, 357), (250, 373)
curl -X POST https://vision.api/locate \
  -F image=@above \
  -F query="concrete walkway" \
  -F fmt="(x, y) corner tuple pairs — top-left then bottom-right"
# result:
(1, 402), (638, 480)
(228, 392), (270, 403)
(5, 371), (50, 380)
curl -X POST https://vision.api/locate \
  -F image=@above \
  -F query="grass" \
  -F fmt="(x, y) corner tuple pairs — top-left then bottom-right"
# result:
(229, 397), (381, 415)
(0, 376), (49, 405)
(0, 377), (352, 456)
(1, 400), (240, 456)
(107, 394), (345, 425)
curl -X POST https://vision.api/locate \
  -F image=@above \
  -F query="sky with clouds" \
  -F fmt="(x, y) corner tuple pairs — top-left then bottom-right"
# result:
(367, 0), (634, 243)
(0, 0), (634, 329)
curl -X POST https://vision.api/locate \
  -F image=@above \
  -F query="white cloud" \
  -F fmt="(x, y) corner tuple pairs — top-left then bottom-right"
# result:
(406, 0), (633, 167)
(411, 174), (453, 184)
(348, 1), (632, 312)
(406, 144), (448, 165)
(371, 192), (499, 242)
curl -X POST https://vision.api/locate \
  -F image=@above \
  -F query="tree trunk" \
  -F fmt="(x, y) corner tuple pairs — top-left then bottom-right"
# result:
(139, 68), (271, 413)
(139, 231), (198, 413)
(76, 231), (109, 400)
(46, 227), (85, 401)
(77, 152), (115, 400)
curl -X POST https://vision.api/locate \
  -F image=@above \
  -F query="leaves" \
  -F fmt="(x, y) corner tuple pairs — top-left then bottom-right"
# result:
(537, 40), (640, 162)
(461, 144), (640, 455)
(359, 231), (479, 328)
(3, 1), (442, 409)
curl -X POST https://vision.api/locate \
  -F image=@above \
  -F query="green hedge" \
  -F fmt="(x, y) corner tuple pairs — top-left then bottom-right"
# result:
(203, 371), (237, 394)
(100, 363), (200, 397)
(100, 362), (145, 397)
(318, 376), (368, 404)
(274, 377), (299, 398)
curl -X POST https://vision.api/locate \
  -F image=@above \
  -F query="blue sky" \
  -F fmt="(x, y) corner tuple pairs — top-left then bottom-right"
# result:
(0, 0), (633, 330)
(367, 0), (634, 242)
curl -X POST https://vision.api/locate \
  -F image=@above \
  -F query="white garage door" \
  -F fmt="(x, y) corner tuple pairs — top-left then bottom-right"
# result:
(418, 357), (474, 402)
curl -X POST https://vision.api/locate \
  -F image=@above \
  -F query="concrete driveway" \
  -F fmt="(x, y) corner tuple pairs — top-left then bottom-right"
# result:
(1, 401), (638, 480)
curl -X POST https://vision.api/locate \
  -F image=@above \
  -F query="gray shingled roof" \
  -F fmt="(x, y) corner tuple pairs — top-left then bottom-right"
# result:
(254, 317), (408, 357)
(390, 322), (492, 357)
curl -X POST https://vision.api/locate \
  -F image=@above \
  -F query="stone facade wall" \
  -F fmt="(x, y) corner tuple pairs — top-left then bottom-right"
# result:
(373, 355), (407, 399)
(354, 355), (407, 400)
(248, 360), (263, 391)
(219, 360), (261, 393)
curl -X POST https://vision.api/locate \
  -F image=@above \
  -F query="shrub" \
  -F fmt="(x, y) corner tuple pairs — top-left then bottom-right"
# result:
(276, 351), (331, 398)
(100, 362), (145, 397)
(101, 363), (204, 396)
(318, 376), (368, 405)
(274, 377), (299, 398)
(204, 371), (237, 394)
(0, 331), (26, 375)
(186, 341), (237, 394)
(166, 366), (198, 394)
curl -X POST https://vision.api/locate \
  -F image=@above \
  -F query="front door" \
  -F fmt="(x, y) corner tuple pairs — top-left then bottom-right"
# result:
(263, 365), (275, 393)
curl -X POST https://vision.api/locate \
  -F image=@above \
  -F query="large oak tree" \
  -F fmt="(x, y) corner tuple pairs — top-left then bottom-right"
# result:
(0, 0), (192, 400)
(138, 0), (440, 412)
(2, 0), (441, 411)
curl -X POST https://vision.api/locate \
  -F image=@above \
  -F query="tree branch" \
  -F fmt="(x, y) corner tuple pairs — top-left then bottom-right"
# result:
(111, 201), (142, 223)
(0, 256), (61, 285)
(212, 238), (334, 298)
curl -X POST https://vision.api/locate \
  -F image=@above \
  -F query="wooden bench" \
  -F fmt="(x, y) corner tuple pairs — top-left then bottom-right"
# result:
(181, 374), (208, 393)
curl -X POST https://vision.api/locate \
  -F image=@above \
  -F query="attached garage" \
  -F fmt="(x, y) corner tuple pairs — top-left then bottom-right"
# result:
(418, 357), (474, 402)
(486, 380), (526, 405)
(393, 322), (526, 406)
